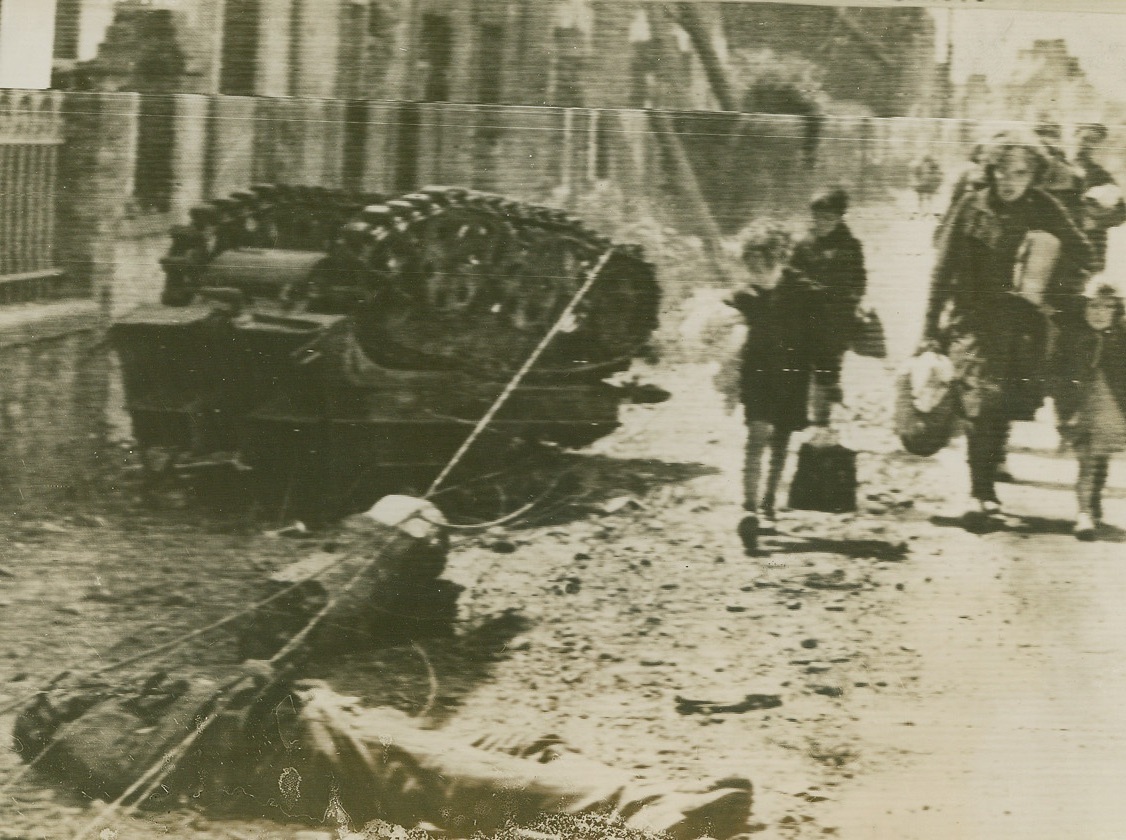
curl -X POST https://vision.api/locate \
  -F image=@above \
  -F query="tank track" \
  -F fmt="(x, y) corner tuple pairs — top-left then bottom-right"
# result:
(161, 184), (660, 382)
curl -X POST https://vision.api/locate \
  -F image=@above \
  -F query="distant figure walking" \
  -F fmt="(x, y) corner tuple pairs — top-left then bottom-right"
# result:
(1073, 122), (1126, 273)
(1034, 121), (1085, 225)
(1052, 276), (1126, 540)
(911, 154), (944, 216)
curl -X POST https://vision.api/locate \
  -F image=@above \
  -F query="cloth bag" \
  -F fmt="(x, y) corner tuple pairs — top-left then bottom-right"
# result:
(849, 306), (887, 359)
(787, 441), (857, 513)
(894, 350), (959, 457)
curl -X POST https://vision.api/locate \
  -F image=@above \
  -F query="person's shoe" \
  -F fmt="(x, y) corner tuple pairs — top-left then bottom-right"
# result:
(1075, 512), (1097, 542)
(962, 498), (1002, 531)
(759, 508), (777, 535)
(980, 499), (1003, 516)
(995, 465), (1016, 483)
(737, 515), (758, 554)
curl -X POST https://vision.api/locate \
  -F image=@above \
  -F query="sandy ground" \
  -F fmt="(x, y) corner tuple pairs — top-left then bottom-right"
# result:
(2, 198), (1126, 840)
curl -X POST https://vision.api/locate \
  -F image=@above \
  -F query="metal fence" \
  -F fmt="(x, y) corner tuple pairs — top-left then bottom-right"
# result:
(0, 90), (67, 306)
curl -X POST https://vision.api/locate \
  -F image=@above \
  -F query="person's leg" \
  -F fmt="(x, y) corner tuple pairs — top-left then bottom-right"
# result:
(995, 420), (1015, 482)
(743, 421), (772, 513)
(966, 408), (1007, 508)
(808, 371), (839, 428)
(740, 420), (772, 553)
(761, 427), (792, 521)
(1093, 456), (1109, 523)
(282, 685), (753, 839)
(1076, 447), (1099, 539)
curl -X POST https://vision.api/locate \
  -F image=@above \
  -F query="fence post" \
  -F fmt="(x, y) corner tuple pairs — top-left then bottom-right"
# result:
(57, 91), (140, 318)
(208, 95), (257, 198)
(170, 94), (210, 221)
(362, 100), (400, 194)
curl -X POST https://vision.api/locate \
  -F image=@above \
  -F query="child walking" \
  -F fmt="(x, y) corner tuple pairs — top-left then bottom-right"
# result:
(1053, 277), (1126, 540)
(727, 223), (803, 553)
(728, 190), (867, 554)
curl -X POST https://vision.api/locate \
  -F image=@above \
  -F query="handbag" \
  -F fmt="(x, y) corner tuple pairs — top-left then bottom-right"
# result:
(849, 306), (887, 359)
(787, 441), (857, 513)
(894, 351), (960, 457)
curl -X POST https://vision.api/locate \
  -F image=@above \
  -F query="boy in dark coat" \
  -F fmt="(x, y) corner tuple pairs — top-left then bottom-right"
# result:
(789, 187), (868, 426)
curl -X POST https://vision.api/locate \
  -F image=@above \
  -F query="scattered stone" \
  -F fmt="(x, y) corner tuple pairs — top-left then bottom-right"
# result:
(813, 686), (844, 698)
(490, 540), (517, 554)
(57, 605), (81, 616)
(550, 576), (581, 594)
(801, 638), (819, 649)
(640, 656), (666, 667)
(804, 663), (832, 674)
(726, 605), (747, 613)
(675, 693), (782, 715)
(786, 601), (802, 610)
(804, 570), (860, 591)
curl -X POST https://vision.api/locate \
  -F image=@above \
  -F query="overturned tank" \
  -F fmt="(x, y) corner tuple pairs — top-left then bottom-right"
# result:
(111, 185), (661, 514)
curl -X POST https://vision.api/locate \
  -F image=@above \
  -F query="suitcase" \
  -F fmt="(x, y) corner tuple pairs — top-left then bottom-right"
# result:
(787, 442), (857, 513)
(849, 306), (887, 359)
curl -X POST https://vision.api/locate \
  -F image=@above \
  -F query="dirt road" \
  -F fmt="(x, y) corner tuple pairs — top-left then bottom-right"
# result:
(2, 201), (1125, 839)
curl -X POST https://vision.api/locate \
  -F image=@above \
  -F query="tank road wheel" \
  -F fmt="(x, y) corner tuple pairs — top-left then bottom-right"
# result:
(504, 229), (586, 334)
(414, 208), (512, 316)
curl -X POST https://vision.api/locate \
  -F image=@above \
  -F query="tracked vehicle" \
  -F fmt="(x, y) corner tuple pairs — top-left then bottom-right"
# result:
(110, 185), (661, 513)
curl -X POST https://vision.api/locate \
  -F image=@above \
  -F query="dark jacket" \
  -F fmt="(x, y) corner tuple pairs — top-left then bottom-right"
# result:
(787, 222), (867, 368)
(926, 186), (1094, 336)
(731, 275), (819, 432)
(1052, 317), (1126, 426)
